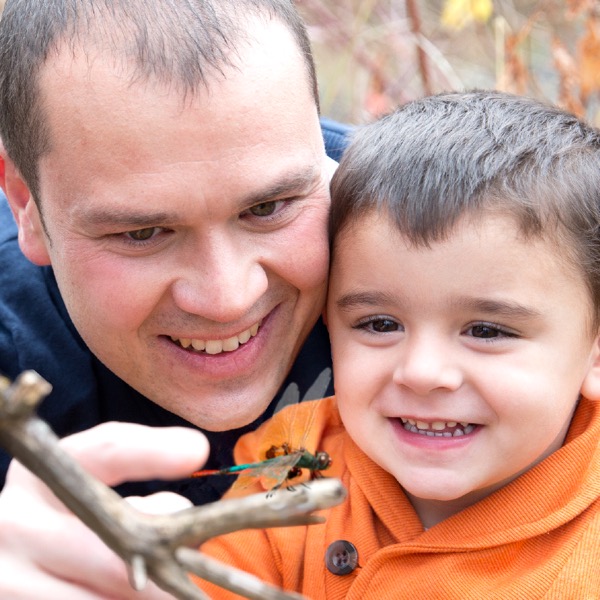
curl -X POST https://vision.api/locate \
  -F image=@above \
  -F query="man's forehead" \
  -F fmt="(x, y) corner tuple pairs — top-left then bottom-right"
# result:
(38, 14), (312, 109)
(37, 21), (321, 179)
(35, 11), (324, 212)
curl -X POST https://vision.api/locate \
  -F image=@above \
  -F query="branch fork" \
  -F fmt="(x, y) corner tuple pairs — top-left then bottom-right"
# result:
(0, 371), (346, 600)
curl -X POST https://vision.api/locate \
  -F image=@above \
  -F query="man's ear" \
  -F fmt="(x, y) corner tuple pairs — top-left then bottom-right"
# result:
(0, 148), (51, 266)
(580, 330), (600, 401)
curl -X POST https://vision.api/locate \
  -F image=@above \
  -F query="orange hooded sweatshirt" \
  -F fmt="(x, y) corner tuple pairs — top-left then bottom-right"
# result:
(196, 396), (600, 599)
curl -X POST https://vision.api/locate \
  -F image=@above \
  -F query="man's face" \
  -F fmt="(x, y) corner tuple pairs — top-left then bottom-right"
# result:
(24, 19), (330, 430)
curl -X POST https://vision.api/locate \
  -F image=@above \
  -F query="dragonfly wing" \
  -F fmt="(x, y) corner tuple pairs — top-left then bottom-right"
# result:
(268, 400), (323, 459)
(232, 452), (303, 491)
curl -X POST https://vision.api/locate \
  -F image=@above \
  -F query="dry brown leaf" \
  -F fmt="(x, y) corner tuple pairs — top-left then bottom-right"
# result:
(364, 69), (394, 119)
(498, 33), (529, 95)
(579, 14), (600, 103)
(552, 37), (585, 116)
(566, 0), (595, 19)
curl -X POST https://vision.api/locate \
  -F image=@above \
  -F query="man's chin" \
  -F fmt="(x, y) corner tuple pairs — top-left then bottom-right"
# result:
(152, 384), (279, 432)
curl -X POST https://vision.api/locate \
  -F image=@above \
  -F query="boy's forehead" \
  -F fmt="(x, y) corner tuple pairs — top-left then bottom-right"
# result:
(332, 209), (587, 290)
(333, 208), (581, 276)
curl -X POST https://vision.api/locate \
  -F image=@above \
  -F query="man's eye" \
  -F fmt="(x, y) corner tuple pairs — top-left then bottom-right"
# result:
(125, 227), (159, 242)
(248, 201), (278, 217)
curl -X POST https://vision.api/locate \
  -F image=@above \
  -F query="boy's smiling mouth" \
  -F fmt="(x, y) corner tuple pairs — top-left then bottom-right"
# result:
(400, 418), (476, 437)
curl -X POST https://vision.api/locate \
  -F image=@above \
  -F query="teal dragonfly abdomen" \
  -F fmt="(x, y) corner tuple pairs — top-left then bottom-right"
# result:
(191, 442), (332, 493)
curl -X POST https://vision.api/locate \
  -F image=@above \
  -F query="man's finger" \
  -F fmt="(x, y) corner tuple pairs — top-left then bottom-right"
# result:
(60, 423), (210, 486)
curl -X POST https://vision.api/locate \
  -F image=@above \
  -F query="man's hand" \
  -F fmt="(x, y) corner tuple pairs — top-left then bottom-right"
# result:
(0, 423), (209, 599)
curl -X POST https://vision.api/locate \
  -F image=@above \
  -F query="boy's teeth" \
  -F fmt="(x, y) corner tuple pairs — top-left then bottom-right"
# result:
(400, 418), (475, 437)
(170, 321), (261, 355)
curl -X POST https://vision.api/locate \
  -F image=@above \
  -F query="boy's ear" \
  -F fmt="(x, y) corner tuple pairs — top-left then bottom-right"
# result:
(580, 331), (600, 401)
(0, 147), (51, 266)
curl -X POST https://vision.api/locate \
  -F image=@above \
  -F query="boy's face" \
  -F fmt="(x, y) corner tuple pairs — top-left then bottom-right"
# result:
(326, 211), (600, 524)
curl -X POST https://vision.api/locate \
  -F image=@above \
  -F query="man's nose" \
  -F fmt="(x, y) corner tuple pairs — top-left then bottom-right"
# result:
(392, 334), (463, 396)
(171, 237), (269, 323)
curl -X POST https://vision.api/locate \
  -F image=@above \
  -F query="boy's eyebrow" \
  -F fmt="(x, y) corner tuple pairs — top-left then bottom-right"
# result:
(454, 298), (543, 319)
(335, 292), (542, 320)
(335, 291), (398, 311)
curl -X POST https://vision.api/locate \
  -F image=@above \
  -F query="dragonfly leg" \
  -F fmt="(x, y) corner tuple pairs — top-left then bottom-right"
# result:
(266, 482), (285, 498)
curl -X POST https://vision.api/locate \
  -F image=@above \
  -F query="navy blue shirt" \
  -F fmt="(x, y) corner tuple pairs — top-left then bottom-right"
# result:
(0, 118), (351, 504)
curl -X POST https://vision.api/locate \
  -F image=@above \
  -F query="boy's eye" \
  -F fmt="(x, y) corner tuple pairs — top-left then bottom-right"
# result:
(469, 324), (503, 339)
(355, 317), (400, 333)
(371, 318), (398, 332)
(126, 227), (160, 241)
(248, 202), (278, 217)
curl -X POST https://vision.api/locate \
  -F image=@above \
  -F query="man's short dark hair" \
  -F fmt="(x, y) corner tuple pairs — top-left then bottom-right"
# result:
(0, 0), (318, 203)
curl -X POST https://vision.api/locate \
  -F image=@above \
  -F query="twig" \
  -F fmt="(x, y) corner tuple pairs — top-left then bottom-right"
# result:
(0, 371), (346, 600)
(405, 0), (431, 96)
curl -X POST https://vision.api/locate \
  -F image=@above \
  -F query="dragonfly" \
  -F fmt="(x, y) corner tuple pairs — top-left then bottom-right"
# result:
(191, 399), (332, 494)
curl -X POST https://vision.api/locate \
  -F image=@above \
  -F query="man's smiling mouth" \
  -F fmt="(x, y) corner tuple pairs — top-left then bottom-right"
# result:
(400, 418), (476, 437)
(170, 321), (261, 355)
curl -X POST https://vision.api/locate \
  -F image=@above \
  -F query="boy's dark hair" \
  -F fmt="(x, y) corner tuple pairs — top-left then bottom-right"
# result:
(330, 91), (600, 322)
(0, 0), (318, 203)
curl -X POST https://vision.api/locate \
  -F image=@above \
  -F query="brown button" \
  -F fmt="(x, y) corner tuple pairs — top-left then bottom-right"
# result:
(325, 540), (359, 575)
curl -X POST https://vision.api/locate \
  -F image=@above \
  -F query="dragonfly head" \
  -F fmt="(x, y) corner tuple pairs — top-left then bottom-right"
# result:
(315, 451), (332, 471)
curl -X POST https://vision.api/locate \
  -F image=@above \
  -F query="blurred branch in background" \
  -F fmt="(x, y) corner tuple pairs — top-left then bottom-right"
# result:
(0, 0), (599, 123)
(297, 0), (600, 125)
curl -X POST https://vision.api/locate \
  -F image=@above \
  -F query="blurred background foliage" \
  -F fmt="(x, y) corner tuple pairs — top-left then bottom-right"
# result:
(296, 0), (600, 125)
(1, 0), (599, 125)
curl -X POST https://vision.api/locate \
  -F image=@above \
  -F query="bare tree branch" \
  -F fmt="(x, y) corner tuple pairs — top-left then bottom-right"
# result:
(0, 371), (346, 600)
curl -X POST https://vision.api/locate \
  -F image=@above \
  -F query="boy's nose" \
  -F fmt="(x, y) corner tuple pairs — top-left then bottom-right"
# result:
(392, 335), (463, 396)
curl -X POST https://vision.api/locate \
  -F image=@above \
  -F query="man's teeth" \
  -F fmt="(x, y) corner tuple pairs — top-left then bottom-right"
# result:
(400, 418), (475, 437)
(171, 322), (260, 355)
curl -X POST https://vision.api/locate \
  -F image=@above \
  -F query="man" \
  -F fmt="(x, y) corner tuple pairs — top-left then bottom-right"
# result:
(0, 0), (349, 597)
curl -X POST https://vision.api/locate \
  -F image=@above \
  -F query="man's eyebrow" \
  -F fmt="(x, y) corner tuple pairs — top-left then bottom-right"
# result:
(241, 165), (321, 206)
(76, 209), (176, 229)
(75, 166), (322, 228)
(335, 291), (398, 311)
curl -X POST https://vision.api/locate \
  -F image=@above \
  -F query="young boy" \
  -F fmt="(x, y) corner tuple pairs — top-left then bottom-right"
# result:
(197, 91), (600, 598)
